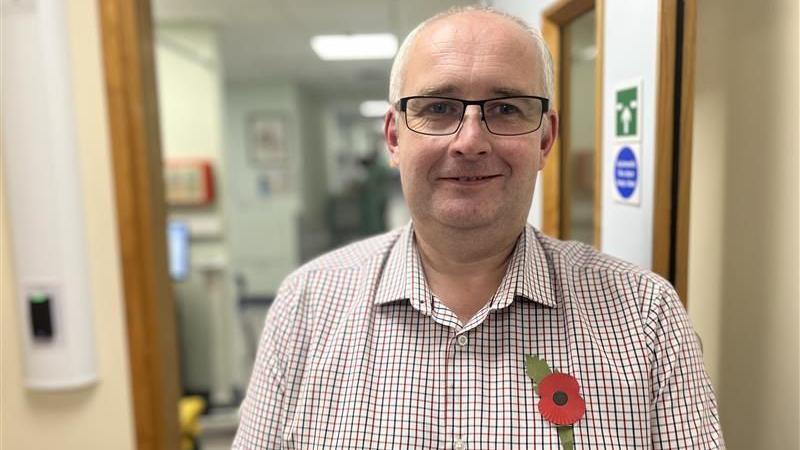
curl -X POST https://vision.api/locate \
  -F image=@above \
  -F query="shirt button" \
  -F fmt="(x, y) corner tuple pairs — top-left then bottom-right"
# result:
(454, 438), (466, 450)
(457, 335), (468, 347)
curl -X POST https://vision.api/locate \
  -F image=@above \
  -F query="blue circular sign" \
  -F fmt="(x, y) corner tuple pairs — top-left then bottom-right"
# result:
(614, 146), (638, 199)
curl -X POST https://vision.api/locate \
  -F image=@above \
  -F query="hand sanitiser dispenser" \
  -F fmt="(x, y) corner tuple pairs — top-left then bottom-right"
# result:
(1, 1), (98, 389)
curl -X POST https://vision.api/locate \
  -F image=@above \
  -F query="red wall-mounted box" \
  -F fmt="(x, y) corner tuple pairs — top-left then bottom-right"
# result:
(164, 159), (215, 206)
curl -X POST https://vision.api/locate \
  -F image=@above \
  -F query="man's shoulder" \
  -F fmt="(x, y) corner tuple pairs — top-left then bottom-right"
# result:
(533, 227), (673, 293)
(286, 227), (403, 281)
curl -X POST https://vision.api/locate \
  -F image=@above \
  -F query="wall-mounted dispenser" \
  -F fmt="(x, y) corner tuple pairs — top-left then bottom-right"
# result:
(1, 0), (98, 389)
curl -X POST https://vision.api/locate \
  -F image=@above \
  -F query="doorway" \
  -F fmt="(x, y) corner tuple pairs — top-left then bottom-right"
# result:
(97, 1), (474, 449)
(541, 0), (604, 248)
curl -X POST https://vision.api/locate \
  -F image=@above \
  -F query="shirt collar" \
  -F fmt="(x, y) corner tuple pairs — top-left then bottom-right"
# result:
(374, 222), (557, 310)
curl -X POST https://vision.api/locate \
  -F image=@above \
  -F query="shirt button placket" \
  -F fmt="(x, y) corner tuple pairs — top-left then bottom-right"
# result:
(452, 334), (468, 450)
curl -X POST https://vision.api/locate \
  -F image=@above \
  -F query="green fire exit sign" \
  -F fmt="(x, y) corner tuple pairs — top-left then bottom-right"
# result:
(615, 80), (641, 140)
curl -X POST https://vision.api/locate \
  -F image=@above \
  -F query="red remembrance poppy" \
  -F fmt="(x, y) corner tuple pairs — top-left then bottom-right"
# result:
(537, 372), (586, 425)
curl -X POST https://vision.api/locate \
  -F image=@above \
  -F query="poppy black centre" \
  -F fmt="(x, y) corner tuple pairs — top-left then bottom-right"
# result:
(553, 391), (569, 406)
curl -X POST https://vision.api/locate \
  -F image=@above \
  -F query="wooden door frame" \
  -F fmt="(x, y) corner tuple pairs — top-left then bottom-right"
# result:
(652, 0), (697, 304)
(541, 0), (605, 248)
(97, 0), (181, 449)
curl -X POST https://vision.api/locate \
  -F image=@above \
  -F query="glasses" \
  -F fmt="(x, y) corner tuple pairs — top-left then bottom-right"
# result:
(398, 95), (549, 136)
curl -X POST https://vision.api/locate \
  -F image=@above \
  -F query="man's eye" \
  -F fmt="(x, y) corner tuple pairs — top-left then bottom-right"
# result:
(497, 103), (520, 114)
(427, 103), (451, 114)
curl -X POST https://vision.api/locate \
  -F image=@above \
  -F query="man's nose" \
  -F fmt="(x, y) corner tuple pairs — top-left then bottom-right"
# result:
(449, 105), (491, 157)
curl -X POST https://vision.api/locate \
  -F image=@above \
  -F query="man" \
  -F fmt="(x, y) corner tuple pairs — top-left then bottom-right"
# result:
(234, 7), (723, 449)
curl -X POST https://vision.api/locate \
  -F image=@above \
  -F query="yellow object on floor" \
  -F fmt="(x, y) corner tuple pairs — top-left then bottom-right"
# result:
(179, 396), (206, 450)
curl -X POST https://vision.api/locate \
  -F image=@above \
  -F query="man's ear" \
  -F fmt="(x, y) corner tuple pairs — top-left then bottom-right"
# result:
(384, 108), (401, 168)
(538, 110), (559, 169)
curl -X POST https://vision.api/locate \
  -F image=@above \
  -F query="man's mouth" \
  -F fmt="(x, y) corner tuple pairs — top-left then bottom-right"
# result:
(444, 175), (500, 182)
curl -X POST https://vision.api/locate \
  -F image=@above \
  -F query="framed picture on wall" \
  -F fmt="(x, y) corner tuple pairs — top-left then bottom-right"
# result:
(245, 112), (290, 195)
(247, 113), (287, 166)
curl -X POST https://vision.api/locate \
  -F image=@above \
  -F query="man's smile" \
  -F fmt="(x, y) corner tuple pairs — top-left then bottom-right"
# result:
(439, 174), (503, 185)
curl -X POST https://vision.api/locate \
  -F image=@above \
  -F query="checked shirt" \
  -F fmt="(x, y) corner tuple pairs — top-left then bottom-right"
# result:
(233, 223), (724, 449)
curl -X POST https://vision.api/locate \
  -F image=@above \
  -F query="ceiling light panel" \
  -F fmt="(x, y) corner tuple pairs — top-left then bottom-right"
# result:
(311, 33), (397, 60)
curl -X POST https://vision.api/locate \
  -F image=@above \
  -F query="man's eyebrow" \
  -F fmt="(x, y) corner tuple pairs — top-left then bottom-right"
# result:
(416, 85), (459, 96)
(492, 87), (530, 97)
(413, 86), (534, 97)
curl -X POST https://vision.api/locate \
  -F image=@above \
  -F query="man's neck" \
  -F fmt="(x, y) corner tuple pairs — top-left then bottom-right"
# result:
(413, 220), (524, 324)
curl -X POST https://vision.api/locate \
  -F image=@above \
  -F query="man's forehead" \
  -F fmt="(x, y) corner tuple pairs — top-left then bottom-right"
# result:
(423, 10), (520, 35)
(403, 11), (542, 98)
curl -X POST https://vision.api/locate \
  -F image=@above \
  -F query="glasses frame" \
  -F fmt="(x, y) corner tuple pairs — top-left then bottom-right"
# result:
(397, 95), (550, 136)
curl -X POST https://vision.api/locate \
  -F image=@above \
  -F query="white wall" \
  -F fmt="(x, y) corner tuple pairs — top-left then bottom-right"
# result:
(599, 1), (658, 269)
(0, 1), (136, 448)
(297, 90), (332, 260)
(688, 0), (799, 447)
(156, 26), (223, 162)
(155, 23), (229, 266)
(224, 82), (304, 295)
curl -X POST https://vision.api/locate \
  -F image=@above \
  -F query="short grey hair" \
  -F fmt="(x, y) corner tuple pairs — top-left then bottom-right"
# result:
(388, 6), (554, 105)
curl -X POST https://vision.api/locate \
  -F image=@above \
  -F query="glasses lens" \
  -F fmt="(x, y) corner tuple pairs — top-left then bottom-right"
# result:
(405, 97), (464, 135)
(483, 97), (544, 135)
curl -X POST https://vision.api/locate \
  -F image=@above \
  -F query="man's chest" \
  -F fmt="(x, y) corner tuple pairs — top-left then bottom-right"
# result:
(281, 302), (653, 449)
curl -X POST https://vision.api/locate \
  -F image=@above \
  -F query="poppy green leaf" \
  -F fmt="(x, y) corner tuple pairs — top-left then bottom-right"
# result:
(524, 354), (552, 387)
(557, 426), (574, 450)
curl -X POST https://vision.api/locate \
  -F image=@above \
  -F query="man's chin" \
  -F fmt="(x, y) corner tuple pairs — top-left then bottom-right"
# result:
(432, 209), (497, 231)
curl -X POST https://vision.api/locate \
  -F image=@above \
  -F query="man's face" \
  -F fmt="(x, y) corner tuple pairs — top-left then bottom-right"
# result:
(385, 12), (557, 233)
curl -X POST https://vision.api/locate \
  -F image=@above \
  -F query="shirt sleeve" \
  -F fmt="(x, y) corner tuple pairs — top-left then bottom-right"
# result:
(647, 285), (725, 449)
(232, 276), (301, 450)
